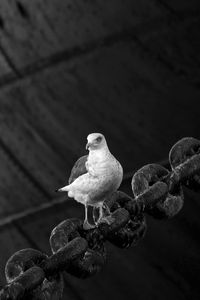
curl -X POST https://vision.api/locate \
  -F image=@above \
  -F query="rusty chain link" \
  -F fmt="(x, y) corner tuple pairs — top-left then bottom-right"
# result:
(0, 137), (200, 300)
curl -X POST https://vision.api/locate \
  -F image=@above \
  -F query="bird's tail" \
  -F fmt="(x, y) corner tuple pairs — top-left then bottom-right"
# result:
(55, 185), (70, 192)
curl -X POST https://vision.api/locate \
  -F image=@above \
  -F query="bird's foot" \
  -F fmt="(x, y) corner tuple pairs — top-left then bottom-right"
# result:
(98, 215), (115, 226)
(83, 220), (96, 230)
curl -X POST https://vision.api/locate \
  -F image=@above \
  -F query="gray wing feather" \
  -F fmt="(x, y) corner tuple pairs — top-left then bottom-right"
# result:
(68, 155), (88, 184)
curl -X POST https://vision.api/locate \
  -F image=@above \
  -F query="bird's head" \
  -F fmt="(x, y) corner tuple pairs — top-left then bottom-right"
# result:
(86, 133), (107, 151)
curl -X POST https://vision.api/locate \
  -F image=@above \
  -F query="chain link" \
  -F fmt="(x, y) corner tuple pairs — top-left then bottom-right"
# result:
(0, 137), (200, 300)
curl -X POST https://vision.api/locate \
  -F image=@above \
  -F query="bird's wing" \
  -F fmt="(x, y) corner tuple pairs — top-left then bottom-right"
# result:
(68, 155), (88, 184)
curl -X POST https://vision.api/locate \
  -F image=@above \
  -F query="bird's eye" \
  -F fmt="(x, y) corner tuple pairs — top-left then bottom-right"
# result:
(96, 136), (102, 143)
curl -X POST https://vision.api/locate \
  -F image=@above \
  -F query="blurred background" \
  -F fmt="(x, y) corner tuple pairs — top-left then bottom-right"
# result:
(0, 0), (200, 299)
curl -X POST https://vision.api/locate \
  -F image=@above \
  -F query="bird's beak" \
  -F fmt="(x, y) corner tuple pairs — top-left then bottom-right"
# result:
(86, 142), (91, 150)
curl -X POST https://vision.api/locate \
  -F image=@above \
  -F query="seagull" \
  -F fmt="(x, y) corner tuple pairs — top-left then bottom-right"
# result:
(56, 133), (123, 229)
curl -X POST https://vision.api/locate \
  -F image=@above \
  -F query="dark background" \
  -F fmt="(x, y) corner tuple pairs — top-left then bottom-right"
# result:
(0, 0), (200, 299)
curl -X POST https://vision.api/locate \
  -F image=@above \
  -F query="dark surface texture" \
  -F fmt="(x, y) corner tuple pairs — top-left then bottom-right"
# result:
(0, 1), (200, 299)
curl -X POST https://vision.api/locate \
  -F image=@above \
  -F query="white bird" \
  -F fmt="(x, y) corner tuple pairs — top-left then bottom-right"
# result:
(56, 133), (123, 229)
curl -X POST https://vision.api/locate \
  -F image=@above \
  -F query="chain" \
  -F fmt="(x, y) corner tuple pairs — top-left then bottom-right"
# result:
(0, 137), (200, 300)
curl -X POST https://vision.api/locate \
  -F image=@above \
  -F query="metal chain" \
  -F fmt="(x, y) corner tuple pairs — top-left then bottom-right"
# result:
(1, 137), (200, 300)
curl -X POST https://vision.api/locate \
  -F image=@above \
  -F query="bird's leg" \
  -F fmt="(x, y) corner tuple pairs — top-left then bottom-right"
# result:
(93, 202), (104, 225)
(99, 202), (104, 220)
(83, 204), (95, 230)
(92, 206), (100, 225)
(96, 202), (114, 226)
(103, 202), (111, 216)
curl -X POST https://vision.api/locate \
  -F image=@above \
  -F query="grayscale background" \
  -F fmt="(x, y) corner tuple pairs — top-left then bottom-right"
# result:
(0, 1), (199, 299)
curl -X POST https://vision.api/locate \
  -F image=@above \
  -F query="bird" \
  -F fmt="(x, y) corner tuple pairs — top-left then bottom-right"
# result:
(56, 133), (123, 230)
